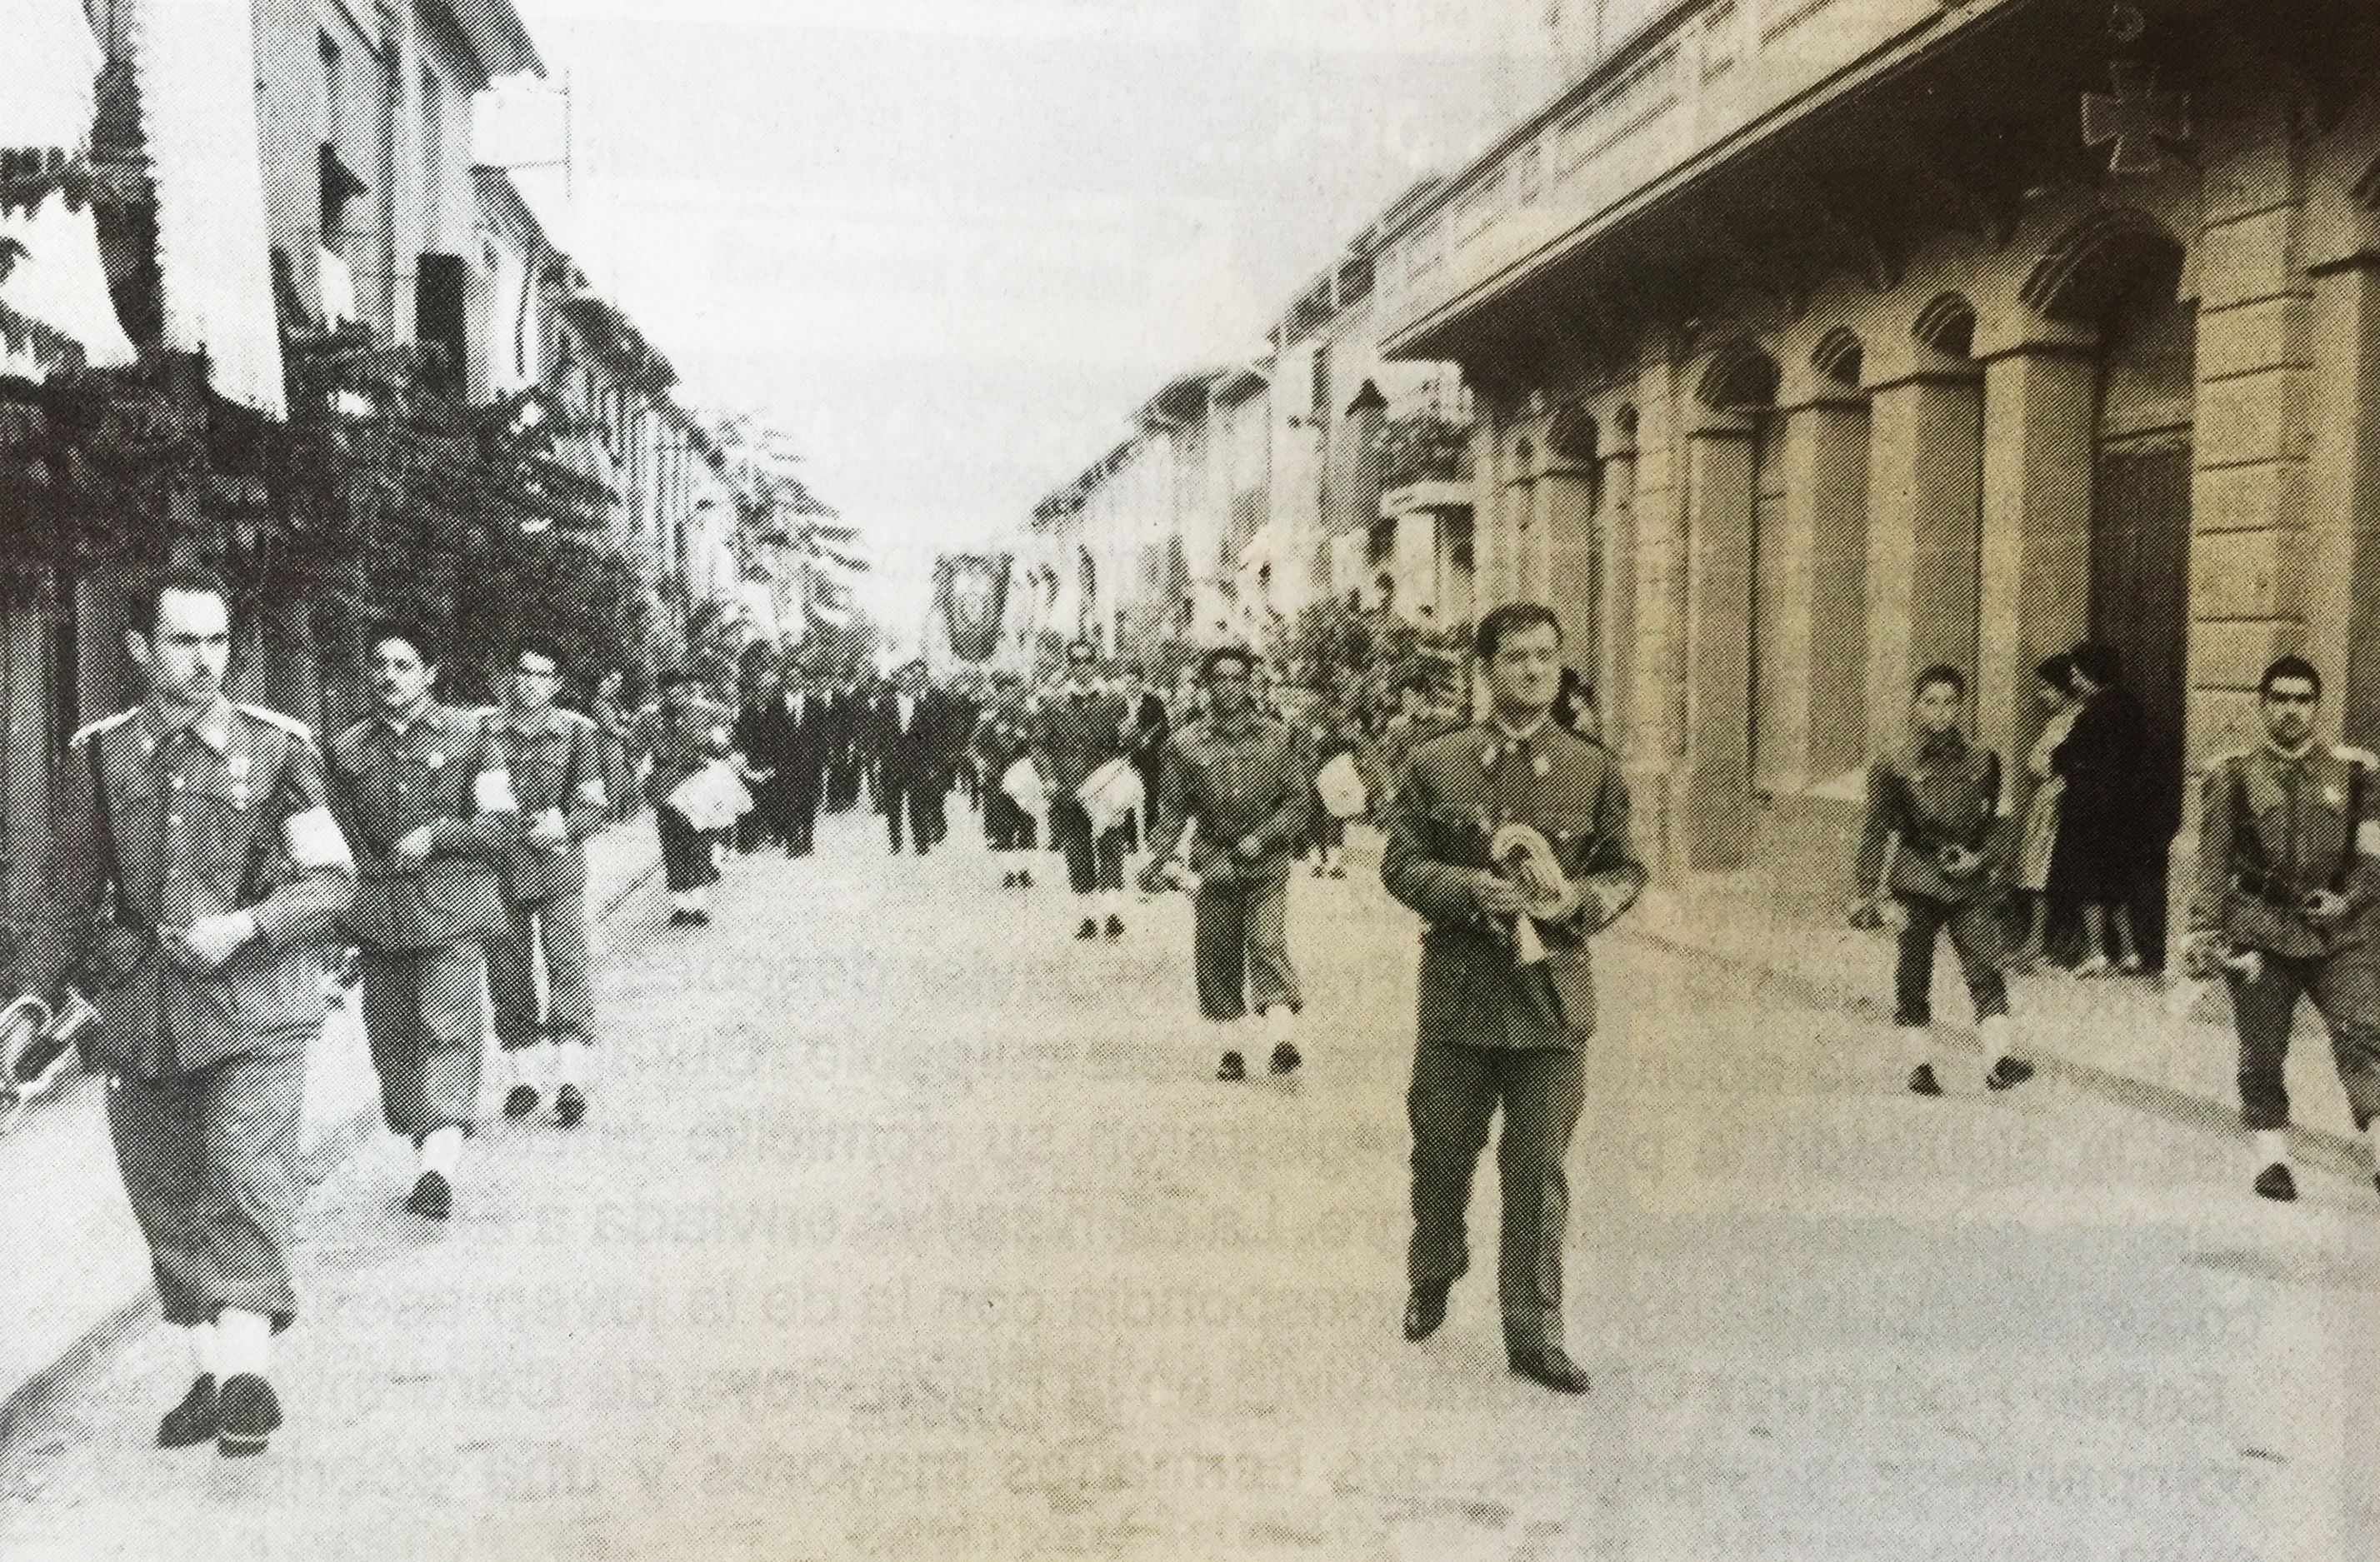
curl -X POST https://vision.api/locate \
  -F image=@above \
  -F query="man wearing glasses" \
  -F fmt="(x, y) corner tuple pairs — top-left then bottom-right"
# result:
(488, 636), (609, 1129)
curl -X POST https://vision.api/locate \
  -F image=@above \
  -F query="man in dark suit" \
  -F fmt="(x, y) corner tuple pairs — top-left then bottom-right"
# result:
(750, 661), (832, 856)
(875, 660), (953, 856)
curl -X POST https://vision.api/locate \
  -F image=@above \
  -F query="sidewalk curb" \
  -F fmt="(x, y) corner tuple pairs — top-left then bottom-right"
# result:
(0, 845), (662, 1492)
(1615, 916), (2372, 1180)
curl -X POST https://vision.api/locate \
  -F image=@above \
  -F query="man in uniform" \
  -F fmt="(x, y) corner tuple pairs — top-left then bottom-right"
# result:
(1139, 646), (1310, 1080)
(1851, 665), (2036, 1097)
(636, 669), (735, 925)
(329, 622), (514, 1220)
(1382, 603), (1644, 1395)
(1032, 640), (1132, 941)
(42, 566), (354, 1456)
(2184, 655), (2380, 1202)
(488, 635), (609, 1130)
(976, 669), (1038, 886)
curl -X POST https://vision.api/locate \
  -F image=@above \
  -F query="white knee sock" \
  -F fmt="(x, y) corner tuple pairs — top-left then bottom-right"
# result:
(420, 1125), (462, 1179)
(554, 1041), (589, 1090)
(512, 1042), (552, 1090)
(1901, 1027), (1933, 1070)
(1262, 1007), (1295, 1046)
(2366, 1119), (2380, 1174)
(215, 1308), (271, 1378)
(188, 1321), (219, 1377)
(2255, 1129), (2290, 1169)
(671, 891), (694, 913)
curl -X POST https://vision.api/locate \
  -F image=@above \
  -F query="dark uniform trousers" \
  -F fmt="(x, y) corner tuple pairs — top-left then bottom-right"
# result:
(1858, 733), (2013, 1027)
(109, 1049), (305, 1330)
(2192, 744), (2380, 1133)
(1194, 866), (1298, 1021)
(656, 805), (718, 893)
(1382, 719), (1647, 1360)
(1407, 1025), (1586, 1356)
(488, 896), (595, 1051)
(358, 946), (482, 1135)
(1051, 798), (1126, 893)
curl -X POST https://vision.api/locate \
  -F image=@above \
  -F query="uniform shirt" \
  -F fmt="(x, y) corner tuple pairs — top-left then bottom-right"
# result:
(1145, 710), (1308, 876)
(1855, 729), (2011, 906)
(633, 698), (735, 806)
(1028, 683), (1129, 796)
(328, 702), (512, 950)
(52, 698), (354, 1075)
(492, 705), (608, 903)
(2191, 741), (2380, 959)
(1382, 717), (1647, 1050)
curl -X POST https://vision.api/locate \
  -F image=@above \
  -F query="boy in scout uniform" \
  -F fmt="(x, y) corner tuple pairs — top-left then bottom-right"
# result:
(2183, 656), (2380, 1203)
(42, 566), (354, 1457)
(1382, 603), (1645, 1395)
(1139, 646), (1311, 1080)
(488, 636), (608, 1129)
(1851, 665), (2036, 1097)
(328, 623), (515, 1220)
(636, 669), (735, 926)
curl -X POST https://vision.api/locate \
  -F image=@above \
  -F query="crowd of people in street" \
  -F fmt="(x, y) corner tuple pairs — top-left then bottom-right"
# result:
(21, 558), (2380, 1470)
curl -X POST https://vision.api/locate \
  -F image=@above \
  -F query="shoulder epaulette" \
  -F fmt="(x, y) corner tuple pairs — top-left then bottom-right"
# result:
(2332, 744), (2378, 768)
(68, 708), (138, 749)
(559, 708), (598, 731)
(233, 702), (319, 744)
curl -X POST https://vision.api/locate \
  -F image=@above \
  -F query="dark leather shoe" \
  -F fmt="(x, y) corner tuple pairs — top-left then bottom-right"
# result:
(668, 909), (696, 927)
(406, 1170), (452, 1220)
(1002, 871), (1018, 889)
(687, 910), (712, 926)
(553, 1085), (586, 1129)
(1508, 1347), (1591, 1395)
(1907, 1064), (1943, 1097)
(1104, 914), (1124, 941)
(215, 1374), (281, 1459)
(502, 1084), (539, 1120)
(1018, 871), (1034, 889)
(1076, 918), (1099, 941)
(1986, 1057), (2035, 1091)
(157, 1374), (217, 1449)
(1268, 1041), (1302, 1075)
(1402, 1286), (1448, 1342)
(1216, 1050), (1246, 1082)
(2254, 1162), (2298, 1202)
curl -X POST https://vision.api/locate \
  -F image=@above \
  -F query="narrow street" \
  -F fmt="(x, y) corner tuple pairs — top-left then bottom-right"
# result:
(4, 807), (2376, 1561)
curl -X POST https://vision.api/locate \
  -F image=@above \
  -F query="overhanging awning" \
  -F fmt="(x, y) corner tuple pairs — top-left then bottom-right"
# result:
(0, 0), (137, 377)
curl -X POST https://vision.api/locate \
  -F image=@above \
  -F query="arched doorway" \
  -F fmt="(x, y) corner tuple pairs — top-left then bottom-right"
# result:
(2025, 211), (2193, 955)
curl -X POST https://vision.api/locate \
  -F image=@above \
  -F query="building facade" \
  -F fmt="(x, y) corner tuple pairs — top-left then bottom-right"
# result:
(1359, 0), (2380, 916)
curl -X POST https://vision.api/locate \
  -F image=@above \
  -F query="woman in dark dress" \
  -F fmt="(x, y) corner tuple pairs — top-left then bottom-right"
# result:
(2052, 641), (2149, 975)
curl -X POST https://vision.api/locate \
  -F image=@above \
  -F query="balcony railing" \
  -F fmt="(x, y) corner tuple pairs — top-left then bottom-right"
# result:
(1378, 412), (1473, 490)
(1377, 0), (2004, 347)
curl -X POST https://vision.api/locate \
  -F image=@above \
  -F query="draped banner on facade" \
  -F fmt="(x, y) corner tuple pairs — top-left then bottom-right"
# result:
(0, 0), (138, 378)
(935, 553), (1011, 664)
(127, 0), (285, 413)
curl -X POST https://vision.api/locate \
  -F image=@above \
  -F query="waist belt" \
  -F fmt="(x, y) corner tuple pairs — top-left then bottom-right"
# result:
(2232, 869), (2312, 911)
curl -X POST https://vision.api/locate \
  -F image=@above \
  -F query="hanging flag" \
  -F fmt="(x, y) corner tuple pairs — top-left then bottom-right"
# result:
(0, 0), (136, 377)
(127, 0), (285, 413)
(937, 554), (1011, 664)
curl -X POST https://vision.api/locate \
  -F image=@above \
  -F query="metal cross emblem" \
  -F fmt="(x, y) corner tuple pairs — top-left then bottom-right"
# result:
(2083, 61), (2190, 176)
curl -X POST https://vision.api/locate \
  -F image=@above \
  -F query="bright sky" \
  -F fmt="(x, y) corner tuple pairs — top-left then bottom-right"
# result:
(479, 0), (1548, 649)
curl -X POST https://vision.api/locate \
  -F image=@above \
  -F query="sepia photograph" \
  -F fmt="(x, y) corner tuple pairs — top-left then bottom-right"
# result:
(1, 0), (2377, 1555)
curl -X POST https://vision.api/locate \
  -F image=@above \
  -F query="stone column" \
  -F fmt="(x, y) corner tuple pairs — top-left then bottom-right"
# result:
(1597, 440), (1638, 759)
(1864, 369), (1982, 757)
(1678, 417), (1758, 871)
(2303, 255), (2380, 742)
(1975, 339), (2095, 768)
(1759, 394), (1869, 792)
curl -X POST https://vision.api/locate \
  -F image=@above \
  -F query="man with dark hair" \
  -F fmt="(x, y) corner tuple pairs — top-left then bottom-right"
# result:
(1118, 661), (1169, 861)
(42, 565), (354, 1457)
(2186, 655), (2380, 1203)
(488, 636), (608, 1129)
(1384, 602), (1645, 1394)
(874, 660), (955, 856)
(1140, 646), (1310, 1080)
(976, 669), (1039, 884)
(329, 623), (515, 1220)
(1032, 640), (1132, 941)
(751, 660), (831, 858)
(1852, 665), (2033, 1096)
(636, 669), (734, 924)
